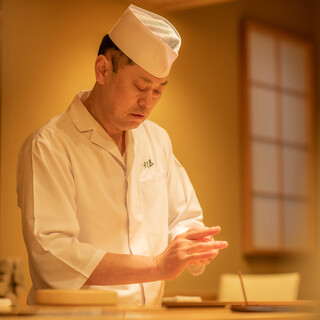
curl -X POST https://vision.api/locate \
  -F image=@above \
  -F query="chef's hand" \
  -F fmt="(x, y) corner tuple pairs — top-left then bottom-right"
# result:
(187, 226), (225, 266)
(154, 226), (228, 281)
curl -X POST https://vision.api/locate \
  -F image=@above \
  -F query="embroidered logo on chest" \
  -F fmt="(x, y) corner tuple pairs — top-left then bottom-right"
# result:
(143, 159), (154, 168)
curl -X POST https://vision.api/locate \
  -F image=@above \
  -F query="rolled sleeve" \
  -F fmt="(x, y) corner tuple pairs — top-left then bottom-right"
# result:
(17, 131), (106, 290)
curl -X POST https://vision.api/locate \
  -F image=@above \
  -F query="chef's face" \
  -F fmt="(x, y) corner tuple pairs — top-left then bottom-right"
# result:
(98, 55), (168, 134)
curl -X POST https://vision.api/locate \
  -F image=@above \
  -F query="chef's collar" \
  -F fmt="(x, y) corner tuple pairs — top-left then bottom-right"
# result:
(67, 91), (129, 163)
(67, 91), (98, 133)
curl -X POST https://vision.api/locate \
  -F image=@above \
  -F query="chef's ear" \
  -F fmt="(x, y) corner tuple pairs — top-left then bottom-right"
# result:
(95, 54), (113, 85)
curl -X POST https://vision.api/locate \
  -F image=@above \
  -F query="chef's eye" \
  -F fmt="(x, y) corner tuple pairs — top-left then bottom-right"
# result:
(135, 84), (146, 92)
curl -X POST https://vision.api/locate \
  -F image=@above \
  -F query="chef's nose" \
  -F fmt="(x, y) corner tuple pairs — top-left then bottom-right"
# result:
(138, 91), (153, 108)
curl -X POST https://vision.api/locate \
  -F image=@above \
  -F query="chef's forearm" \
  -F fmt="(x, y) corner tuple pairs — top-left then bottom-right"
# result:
(84, 252), (160, 286)
(84, 227), (228, 286)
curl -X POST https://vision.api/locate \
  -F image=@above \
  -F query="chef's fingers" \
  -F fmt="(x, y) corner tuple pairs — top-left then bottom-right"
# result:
(184, 226), (222, 240)
(185, 240), (228, 255)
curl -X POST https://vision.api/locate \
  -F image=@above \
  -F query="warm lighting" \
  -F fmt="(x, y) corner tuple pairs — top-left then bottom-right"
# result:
(121, 0), (238, 12)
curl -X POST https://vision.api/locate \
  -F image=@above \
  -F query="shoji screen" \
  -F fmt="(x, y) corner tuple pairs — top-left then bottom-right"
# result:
(242, 20), (315, 255)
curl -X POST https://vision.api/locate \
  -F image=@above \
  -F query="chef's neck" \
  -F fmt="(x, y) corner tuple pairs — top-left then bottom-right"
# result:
(112, 131), (126, 156)
(82, 92), (126, 156)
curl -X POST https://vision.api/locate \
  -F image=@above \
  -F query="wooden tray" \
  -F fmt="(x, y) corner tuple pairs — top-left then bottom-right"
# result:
(36, 289), (118, 306)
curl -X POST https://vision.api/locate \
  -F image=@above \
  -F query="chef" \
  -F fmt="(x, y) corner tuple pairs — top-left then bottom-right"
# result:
(17, 4), (228, 306)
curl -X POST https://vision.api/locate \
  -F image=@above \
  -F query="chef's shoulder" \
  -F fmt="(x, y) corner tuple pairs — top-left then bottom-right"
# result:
(18, 112), (72, 159)
(136, 120), (172, 149)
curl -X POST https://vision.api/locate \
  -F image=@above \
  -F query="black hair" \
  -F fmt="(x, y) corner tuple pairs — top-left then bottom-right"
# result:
(97, 34), (133, 72)
(98, 34), (119, 56)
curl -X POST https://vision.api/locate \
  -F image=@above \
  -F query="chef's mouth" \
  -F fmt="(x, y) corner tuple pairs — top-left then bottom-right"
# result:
(132, 113), (145, 118)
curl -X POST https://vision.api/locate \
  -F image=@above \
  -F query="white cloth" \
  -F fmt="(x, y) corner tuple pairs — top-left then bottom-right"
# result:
(17, 91), (204, 306)
(109, 4), (181, 77)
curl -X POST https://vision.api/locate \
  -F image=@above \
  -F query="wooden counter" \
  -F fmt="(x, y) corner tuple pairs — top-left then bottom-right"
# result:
(0, 301), (319, 320)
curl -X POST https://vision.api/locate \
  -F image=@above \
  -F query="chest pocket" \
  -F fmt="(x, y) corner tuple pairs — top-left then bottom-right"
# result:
(140, 168), (167, 204)
(139, 168), (168, 254)
(140, 168), (168, 228)
(140, 167), (165, 183)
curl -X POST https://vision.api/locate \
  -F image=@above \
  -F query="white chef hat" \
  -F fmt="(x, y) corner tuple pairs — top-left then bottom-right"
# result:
(109, 4), (181, 78)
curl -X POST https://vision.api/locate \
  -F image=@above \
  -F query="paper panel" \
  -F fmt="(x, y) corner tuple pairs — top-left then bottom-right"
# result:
(283, 200), (309, 250)
(252, 142), (279, 193)
(281, 94), (308, 144)
(248, 30), (276, 85)
(280, 40), (308, 92)
(283, 147), (308, 196)
(250, 86), (278, 138)
(252, 197), (280, 249)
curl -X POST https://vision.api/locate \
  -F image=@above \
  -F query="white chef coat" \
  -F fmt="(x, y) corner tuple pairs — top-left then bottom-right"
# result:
(17, 91), (205, 306)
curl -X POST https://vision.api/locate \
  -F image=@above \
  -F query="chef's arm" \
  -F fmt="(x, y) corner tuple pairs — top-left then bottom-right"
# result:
(84, 227), (228, 285)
